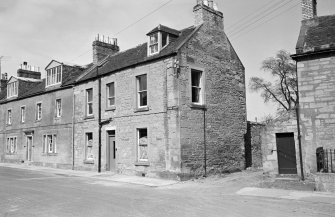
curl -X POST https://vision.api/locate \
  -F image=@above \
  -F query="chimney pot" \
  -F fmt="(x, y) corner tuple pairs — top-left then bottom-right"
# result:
(208, 0), (214, 8)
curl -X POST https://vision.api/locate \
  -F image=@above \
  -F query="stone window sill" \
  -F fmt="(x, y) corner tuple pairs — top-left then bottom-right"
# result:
(42, 153), (58, 156)
(189, 103), (207, 110)
(84, 115), (95, 120)
(134, 106), (149, 113)
(105, 106), (116, 111)
(135, 161), (150, 166)
(84, 159), (94, 164)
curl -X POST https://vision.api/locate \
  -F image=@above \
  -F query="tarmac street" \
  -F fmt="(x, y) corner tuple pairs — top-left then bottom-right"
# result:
(1, 166), (335, 217)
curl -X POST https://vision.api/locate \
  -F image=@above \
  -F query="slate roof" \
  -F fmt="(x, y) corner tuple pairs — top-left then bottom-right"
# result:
(0, 65), (86, 103)
(0, 24), (198, 103)
(295, 15), (335, 54)
(147, 24), (181, 36)
(0, 88), (6, 101)
(78, 26), (197, 82)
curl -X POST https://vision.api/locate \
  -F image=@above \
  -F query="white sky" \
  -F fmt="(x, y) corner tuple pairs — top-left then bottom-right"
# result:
(1, 0), (335, 121)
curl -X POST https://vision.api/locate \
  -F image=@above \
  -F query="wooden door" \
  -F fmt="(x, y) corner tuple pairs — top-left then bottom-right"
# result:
(106, 133), (116, 171)
(276, 133), (297, 174)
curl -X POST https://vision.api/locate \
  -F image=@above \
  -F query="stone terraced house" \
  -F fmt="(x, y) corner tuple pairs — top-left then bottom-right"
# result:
(0, 0), (246, 179)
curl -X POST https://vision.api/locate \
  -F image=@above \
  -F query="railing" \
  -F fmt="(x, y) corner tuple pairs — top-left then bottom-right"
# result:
(316, 148), (335, 173)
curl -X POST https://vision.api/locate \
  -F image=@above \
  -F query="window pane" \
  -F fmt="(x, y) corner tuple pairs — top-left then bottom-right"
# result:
(162, 32), (168, 47)
(138, 129), (148, 161)
(86, 133), (93, 159)
(139, 129), (147, 140)
(88, 103), (93, 115)
(139, 91), (147, 106)
(57, 66), (61, 83)
(191, 70), (201, 87)
(108, 83), (114, 97)
(150, 33), (158, 44)
(56, 99), (61, 116)
(48, 135), (53, 153)
(192, 87), (200, 103)
(138, 75), (147, 91)
(108, 98), (115, 106)
(87, 89), (93, 102)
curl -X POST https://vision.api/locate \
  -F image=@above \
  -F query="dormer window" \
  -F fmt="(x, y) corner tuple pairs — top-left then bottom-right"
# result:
(161, 32), (169, 48)
(46, 65), (62, 86)
(149, 33), (159, 55)
(7, 81), (18, 98)
(147, 25), (180, 56)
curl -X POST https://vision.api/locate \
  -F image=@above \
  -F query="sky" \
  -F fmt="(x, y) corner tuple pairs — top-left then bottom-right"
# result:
(0, 0), (335, 121)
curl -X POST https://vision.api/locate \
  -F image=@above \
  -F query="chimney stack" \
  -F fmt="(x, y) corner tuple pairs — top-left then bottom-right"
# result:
(193, 0), (223, 30)
(0, 73), (8, 92)
(17, 62), (41, 79)
(93, 34), (119, 65)
(302, 0), (317, 20)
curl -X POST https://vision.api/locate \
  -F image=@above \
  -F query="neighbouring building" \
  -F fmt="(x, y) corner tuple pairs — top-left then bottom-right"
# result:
(0, 61), (86, 169)
(292, 0), (335, 175)
(0, 0), (246, 179)
(260, 0), (335, 179)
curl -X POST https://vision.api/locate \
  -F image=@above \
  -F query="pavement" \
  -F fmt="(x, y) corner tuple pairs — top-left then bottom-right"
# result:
(237, 187), (335, 205)
(0, 163), (178, 187)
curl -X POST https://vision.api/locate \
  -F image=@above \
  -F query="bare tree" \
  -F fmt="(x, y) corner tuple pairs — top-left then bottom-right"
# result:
(249, 50), (297, 112)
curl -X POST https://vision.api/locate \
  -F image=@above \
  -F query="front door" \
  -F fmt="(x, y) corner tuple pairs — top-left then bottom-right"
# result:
(106, 131), (116, 171)
(26, 136), (33, 161)
(276, 133), (297, 174)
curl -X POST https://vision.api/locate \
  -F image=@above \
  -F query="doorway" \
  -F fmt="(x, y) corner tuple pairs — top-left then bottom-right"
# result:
(106, 131), (116, 172)
(276, 133), (297, 174)
(26, 135), (33, 161)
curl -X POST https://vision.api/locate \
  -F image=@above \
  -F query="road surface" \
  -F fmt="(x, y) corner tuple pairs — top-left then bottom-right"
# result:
(0, 166), (334, 217)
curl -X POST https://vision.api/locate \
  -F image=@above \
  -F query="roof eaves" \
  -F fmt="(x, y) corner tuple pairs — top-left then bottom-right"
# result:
(291, 48), (335, 60)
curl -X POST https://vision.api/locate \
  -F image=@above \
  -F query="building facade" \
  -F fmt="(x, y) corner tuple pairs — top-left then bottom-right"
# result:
(292, 3), (335, 174)
(0, 1), (246, 179)
(258, 0), (335, 177)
